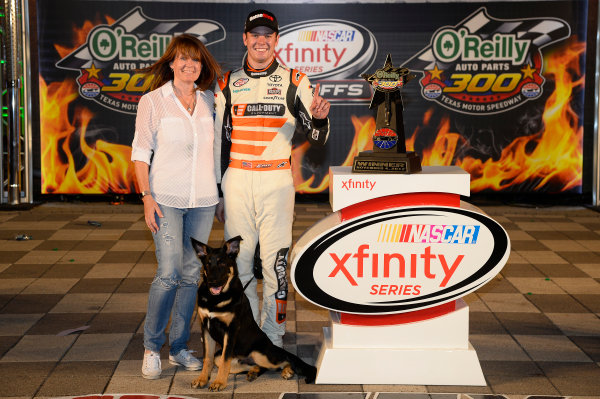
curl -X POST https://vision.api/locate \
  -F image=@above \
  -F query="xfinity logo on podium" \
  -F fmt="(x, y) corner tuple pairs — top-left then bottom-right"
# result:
(291, 206), (510, 314)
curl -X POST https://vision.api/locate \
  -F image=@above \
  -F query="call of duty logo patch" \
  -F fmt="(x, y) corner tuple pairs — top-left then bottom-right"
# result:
(403, 7), (570, 115)
(55, 7), (225, 114)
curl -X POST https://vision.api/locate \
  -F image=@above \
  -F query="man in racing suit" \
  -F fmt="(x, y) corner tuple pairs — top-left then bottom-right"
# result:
(214, 9), (331, 346)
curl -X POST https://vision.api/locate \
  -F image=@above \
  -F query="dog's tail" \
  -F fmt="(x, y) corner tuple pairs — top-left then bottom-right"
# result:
(284, 350), (317, 384)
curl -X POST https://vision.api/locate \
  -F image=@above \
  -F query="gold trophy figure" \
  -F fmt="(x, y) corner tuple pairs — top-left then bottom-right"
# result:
(352, 54), (422, 174)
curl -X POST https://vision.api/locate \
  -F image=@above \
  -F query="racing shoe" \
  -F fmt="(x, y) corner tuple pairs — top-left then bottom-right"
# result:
(142, 350), (161, 379)
(169, 349), (202, 370)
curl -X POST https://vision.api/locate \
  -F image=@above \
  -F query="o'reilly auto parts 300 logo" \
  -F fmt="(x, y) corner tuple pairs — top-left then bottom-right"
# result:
(404, 8), (570, 115)
(56, 7), (225, 114)
(276, 19), (377, 103)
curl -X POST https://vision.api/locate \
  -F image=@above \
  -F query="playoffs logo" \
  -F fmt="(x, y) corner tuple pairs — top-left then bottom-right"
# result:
(56, 7), (225, 114)
(291, 206), (509, 314)
(404, 8), (570, 115)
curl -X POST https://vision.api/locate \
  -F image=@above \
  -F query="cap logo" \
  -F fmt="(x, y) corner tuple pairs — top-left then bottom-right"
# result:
(250, 13), (273, 22)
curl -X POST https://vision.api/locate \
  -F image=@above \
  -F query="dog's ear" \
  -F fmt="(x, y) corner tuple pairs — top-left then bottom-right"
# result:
(191, 237), (209, 258)
(225, 236), (243, 256)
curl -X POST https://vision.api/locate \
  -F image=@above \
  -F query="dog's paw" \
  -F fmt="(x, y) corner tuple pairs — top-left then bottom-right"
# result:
(247, 365), (261, 382)
(304, 366), (317, 384)
(191, 376), (208, 389)
(281, 365), (295, 380)
(209, 380), (227, 391)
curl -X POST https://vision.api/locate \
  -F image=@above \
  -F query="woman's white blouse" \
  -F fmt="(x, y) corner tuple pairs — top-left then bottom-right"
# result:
(131, 81), (218, 208)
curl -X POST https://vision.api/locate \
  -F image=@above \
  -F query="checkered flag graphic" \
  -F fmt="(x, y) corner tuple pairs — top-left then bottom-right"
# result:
(56, 6), (226, 71)
(403, 7), (570, 71)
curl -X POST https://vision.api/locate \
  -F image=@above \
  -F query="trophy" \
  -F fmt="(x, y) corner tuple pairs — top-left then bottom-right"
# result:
(352, 54), (422, 174)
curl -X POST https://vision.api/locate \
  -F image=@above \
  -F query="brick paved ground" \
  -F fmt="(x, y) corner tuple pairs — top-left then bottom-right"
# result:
(0, 200), (599, 399)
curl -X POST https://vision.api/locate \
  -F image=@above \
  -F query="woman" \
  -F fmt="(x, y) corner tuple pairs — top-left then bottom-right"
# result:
(131, 34), (222, 380)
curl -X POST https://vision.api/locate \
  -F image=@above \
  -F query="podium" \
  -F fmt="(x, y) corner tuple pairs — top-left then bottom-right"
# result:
(316, 299), (483, 385)
(291, 166), (509, 385)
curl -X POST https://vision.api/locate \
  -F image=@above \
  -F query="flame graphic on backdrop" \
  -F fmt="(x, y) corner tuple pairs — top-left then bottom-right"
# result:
(412, 39), (584, 193)
(40, 78), (138, 194)
(42, 15), (582, 195)
(293, 116), (374, 193)
(54, 16), (115, 59)
(41, 15), (138, 194)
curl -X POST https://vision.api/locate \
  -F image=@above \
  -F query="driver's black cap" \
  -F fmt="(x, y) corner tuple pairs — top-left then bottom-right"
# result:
(244, 9), (279, 33)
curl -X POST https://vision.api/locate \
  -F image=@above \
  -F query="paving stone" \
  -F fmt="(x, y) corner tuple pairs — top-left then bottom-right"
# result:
(36, 361), (117, 396)
(0, 362), (54, 396)
(0, 334), (77, 362)
(494, 312), (563, 335)
(513, 335), (592, 362)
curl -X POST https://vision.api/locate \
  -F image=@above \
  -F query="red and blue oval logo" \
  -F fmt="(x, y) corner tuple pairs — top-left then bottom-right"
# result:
(291, 206), (510, 314)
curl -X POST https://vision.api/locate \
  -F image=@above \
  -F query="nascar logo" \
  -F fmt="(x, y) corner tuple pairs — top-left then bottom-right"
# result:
(378, 223), (480, 244)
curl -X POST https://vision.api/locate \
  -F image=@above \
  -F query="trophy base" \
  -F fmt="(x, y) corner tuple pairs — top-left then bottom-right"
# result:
(352, 151), (422, 174)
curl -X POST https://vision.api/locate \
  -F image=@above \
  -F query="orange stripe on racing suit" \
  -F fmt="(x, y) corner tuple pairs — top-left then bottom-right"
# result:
(230, 143), (267, 156)
(231, 130), (278, 141)
(231, 117), (287, 128)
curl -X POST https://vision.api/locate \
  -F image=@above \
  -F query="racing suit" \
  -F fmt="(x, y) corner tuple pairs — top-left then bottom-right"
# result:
(214, 58), (329, 346)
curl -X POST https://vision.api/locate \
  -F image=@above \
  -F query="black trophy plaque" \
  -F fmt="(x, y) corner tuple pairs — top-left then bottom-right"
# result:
(352, 54), (422, 174)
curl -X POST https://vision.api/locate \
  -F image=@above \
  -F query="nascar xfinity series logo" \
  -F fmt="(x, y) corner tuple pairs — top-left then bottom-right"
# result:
(404, 8), (570, 115)
(291, 206), (510, 314)
(55, 7), (225, 114)
(276, 19), (378, 103)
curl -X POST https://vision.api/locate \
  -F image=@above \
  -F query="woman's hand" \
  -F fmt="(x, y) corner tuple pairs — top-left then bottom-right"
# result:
(216, 197), (225, 223)
(143, 196), (163, 233)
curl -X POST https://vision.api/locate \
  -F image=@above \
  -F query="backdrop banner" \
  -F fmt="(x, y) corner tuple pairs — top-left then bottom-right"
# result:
(37, 1), (587, 195)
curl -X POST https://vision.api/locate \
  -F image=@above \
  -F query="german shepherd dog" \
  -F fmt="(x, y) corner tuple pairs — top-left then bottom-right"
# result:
(190, 236), (317, 391)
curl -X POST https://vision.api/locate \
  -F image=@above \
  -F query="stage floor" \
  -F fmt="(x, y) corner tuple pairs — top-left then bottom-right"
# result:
(0, 200), (598, 398)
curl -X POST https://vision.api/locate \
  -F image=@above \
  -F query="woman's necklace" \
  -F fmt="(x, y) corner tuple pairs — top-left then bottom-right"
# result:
(172, 82), (196, 114)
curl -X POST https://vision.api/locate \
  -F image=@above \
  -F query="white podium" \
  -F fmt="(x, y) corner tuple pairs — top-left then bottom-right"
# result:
(292, 166), (496, 385)
(315, 298), (485, 385)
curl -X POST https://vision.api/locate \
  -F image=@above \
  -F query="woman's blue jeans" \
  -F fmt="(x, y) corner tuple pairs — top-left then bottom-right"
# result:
(143, 203), (216, 355)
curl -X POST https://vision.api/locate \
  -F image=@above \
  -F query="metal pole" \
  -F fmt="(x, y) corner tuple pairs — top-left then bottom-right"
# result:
(0, 37), (3, 204)
(4, 0), (21, 205)
(594, 0), (600, 206)
(7, 80), (20, 204)
(20, 0), (31, 203)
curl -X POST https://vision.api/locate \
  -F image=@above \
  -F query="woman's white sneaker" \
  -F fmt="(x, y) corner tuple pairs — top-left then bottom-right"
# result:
(169, 349), (202, 370)
(142, 351), (161, 379)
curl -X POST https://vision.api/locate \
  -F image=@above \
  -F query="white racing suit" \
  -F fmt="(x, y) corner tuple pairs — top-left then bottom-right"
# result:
(214, 58), (329, 346)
